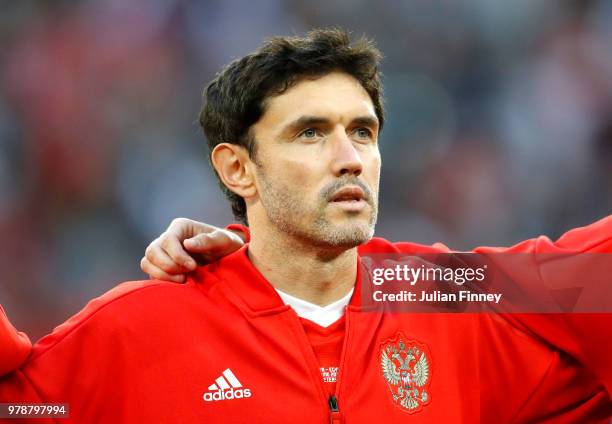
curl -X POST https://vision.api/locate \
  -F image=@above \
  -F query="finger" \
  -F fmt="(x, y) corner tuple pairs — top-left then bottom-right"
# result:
(166, 217), (217, 239)
(145, 244), (194, 274)
(183, 230), (244, 259)
(159, 233), (197, 270)
(140, 257), (185, 283)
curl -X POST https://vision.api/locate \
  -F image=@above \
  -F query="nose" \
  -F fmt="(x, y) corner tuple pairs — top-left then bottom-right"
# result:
(330, 131), (363, 177)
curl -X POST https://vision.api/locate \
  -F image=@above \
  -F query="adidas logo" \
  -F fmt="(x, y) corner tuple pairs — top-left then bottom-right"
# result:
(203, 368), (252, 402)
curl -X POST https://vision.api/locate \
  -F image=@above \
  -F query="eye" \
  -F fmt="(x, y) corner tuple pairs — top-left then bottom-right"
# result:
(301, 128), (317, 138)
(354, 127), (373, 140)
(298, 128), (320, 140)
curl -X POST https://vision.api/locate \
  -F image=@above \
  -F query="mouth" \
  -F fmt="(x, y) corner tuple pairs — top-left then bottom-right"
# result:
(330, 186), (366, 203)
(329, 186), (368, 211)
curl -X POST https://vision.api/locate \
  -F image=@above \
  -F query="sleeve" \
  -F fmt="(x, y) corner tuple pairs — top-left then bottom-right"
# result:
(504, 216), (612, 396)
(0, 305), (60, 412)
(361, 215), (612, 255)
(0, 280), (164, 421)
(0, 306), (32, 377)
(476, 216), (612, 397)
(475, 214), (612, 254)
(0, 301), (119, 406)
(362, 215), (612, 395)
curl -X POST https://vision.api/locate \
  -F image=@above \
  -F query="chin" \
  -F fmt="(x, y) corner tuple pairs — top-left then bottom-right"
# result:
(318, 222), (375, 248)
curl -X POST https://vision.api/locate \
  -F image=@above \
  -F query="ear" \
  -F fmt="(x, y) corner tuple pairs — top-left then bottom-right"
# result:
(210, 143), (257, 198)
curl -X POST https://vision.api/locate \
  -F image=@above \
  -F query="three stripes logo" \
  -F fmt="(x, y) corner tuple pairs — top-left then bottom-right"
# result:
(203, 368), (252, 402)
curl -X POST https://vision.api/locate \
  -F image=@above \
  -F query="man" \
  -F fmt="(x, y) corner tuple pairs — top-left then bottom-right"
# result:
(1, 29), (611, 423)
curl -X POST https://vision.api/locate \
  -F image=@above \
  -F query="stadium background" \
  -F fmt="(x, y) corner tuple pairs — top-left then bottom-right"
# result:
(0, 0), (611, 340)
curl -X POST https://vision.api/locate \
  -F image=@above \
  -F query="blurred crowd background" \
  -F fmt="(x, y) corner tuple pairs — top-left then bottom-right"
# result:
(1, 0), (611, 340)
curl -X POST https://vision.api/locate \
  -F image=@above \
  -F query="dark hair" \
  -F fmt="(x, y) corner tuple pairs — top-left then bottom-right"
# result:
(199, 28), (384, 224)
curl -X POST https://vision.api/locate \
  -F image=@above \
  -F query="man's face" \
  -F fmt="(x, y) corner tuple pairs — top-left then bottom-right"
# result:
(249, 72), (381, 248)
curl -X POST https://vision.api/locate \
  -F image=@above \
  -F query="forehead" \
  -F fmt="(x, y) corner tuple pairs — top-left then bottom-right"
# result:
(257, 72), (377, 133)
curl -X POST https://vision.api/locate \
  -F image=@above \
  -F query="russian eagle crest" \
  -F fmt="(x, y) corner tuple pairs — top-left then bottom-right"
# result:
(380, 333), (432, 413)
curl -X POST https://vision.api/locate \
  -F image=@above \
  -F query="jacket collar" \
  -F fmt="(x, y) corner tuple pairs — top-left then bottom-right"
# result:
(195, 244), (366, 315)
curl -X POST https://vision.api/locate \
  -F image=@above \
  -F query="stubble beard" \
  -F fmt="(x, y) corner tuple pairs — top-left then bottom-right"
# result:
(257, 170), (378, 249)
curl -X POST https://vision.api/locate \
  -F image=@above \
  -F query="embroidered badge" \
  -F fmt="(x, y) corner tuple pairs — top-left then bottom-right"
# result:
(380, 333), (432, 414)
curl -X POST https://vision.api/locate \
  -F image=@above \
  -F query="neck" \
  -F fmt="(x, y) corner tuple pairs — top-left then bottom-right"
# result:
(248, 226), (358, 307)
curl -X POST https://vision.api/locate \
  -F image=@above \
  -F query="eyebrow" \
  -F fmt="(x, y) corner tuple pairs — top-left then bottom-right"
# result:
(282, 115), (380, 134)
(351, 116), (380, 130)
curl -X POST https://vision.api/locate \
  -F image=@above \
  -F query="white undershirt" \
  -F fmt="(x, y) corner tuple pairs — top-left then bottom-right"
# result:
(275, 288), (354, 328)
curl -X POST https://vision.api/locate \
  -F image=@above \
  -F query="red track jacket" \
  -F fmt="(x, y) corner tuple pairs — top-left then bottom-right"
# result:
(1, 217), (611, 423)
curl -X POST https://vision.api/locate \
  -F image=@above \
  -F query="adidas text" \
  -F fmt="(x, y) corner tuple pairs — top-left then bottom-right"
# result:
(203, 388), (252, 402)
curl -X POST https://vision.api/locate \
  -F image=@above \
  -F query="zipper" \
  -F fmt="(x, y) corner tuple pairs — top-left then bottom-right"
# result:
(286, 307), (353, 424)
(328, 394), (341, 424)
(329, 307), (352, 424)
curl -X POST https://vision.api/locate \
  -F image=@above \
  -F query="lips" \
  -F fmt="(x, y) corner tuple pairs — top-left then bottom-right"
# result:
(330, 186), (366, 202)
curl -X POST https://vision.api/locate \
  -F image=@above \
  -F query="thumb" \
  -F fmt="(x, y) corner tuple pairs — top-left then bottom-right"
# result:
(183, 230), (244, 262)
(183, 234), (212, 252)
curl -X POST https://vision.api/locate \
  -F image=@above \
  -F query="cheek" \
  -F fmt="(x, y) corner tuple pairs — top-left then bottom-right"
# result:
(264, 158), (322, 196)
(364, 151), (382, 184)
(272, 146), (326, 181)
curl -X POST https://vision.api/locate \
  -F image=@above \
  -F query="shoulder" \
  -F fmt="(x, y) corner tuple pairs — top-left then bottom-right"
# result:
(30, 280), (201, 361)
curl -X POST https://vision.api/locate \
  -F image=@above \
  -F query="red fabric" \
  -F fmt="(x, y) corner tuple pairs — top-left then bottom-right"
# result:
(0, 306), (31, 377)
(225, 224), (250, 243)
(0, 216), (610, 422)
(300, 316), (345, 396)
